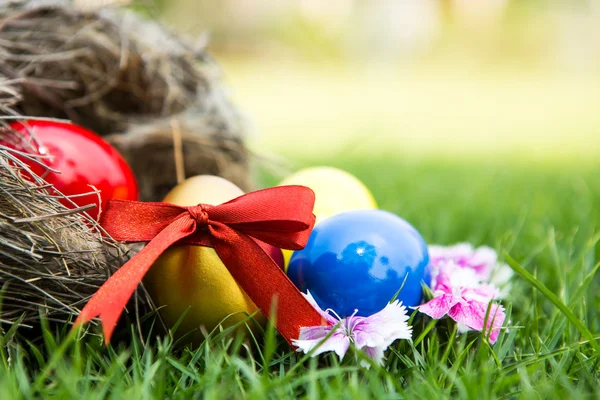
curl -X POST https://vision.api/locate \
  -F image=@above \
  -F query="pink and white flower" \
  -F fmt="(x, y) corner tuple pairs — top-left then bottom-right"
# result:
(428, 243), (513, 298)
(429, 243), (497, 281)
(418, 258), (506, 344)
(292, 291), (412, 366)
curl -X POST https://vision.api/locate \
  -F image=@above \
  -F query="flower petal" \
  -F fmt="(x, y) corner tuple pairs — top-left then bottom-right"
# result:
(417, 294), (459, 319)
(447, 301), (505, 344)
(489, 262), (514, 299)
(293, 326), (351, 360)
(303, 290), (338, 324)
(429, 243), (474, 264)
(361, 346), (386, 367)
(468, 246), (498, 280)
(296, 325), (332, 341)
(428, 243), (506, 284)
(431, 261), (481, 294)
(462, 283), (500, 303)
(353, 301), (412, 349)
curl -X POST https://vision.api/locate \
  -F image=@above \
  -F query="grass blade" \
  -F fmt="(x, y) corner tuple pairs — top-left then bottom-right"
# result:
(504, 253), (599, 353)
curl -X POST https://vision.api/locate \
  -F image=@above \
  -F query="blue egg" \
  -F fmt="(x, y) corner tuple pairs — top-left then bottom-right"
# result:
(288, 209), (430, 318)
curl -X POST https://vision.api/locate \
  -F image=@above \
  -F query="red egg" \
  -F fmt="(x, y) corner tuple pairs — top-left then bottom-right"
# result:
(6, 120), (138, 220)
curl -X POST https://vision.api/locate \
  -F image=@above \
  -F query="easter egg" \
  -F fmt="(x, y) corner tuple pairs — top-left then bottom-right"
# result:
(279, 166), (377, 223)
(143, 175), (284, 341)
(288, 209), (430, 317)
(6, 120), (138, 220)
(279, 166), (377, 269)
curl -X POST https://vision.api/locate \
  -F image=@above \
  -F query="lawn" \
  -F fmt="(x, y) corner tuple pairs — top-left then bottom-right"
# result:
(1, 61), (600, 398)
(1, 155), (598, 398)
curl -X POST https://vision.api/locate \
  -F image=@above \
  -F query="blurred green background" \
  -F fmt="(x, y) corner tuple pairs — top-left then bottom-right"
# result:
(140, 0), (600, 163)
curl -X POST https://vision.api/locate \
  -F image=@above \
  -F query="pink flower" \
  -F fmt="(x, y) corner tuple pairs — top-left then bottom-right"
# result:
(418, 263), (506, 344)
(428, 243), (513, 298)
(429, 243), (496, 280)
(292, 291), (412, 366)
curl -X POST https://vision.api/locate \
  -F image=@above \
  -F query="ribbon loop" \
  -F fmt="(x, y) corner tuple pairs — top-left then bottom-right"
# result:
(74, 185), (328, 345)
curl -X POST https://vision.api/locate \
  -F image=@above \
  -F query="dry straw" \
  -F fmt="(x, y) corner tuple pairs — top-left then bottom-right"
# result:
(0, 0), (251, 331)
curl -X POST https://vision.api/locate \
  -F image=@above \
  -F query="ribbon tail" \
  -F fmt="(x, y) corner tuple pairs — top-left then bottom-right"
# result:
(211, 224), (327, 345)
(74, 217), (196, 343)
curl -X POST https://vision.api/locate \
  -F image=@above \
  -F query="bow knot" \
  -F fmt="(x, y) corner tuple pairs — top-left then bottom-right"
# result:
(187, 204), (211, 226)
(74, 185), (328, 345)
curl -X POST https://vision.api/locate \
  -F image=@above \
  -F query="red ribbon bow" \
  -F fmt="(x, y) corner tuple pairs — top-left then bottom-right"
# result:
(75, 185), (327, 345)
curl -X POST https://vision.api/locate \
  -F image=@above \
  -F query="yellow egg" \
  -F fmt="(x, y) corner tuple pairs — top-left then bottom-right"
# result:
(278, 166), (377, 269)
(143, 175), (267, 342)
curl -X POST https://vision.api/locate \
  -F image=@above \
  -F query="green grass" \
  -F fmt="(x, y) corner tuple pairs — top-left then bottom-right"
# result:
(1, 155), (599, 399)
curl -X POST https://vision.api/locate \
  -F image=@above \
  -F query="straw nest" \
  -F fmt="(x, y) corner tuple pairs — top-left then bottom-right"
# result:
(1, 0), (252, 201)
(0, 141), (140, 329)
(0, 0), (252, 330)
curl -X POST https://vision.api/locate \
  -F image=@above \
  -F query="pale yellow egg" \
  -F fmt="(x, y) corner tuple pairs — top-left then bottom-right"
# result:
(278, 166), (377, 269)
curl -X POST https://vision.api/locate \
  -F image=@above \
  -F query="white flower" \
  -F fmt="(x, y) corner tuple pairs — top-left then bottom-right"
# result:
(292, 291), (412, 367)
